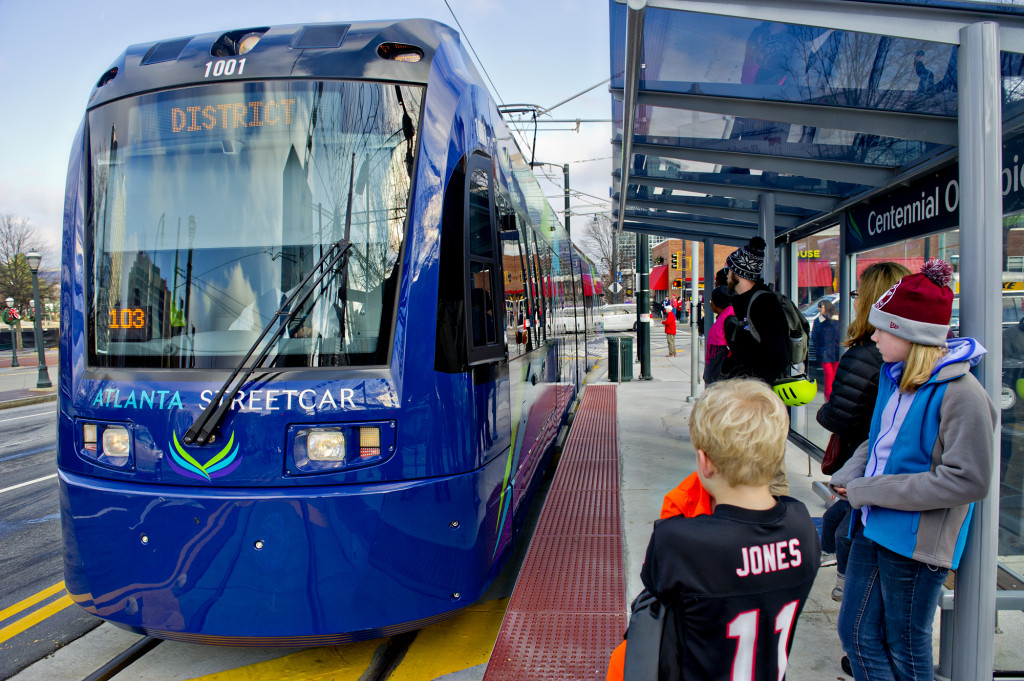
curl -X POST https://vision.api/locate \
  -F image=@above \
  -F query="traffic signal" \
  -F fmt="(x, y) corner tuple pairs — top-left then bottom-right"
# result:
(671, 252), (678, 269)
(673, 278), (683, 288)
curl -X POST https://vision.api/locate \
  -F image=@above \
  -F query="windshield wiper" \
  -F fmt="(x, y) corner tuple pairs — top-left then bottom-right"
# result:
(183, 238), (353, 446)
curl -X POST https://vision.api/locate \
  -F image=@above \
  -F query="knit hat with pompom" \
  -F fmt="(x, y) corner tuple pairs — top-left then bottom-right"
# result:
(868, 259), (954, 346)
(725, 236), (766, 281)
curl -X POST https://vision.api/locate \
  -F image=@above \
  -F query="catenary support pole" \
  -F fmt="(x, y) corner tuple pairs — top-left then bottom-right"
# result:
(612, 232), (619, 305)
(952, 20), (1000, 681)
(563, 164), (571, 237)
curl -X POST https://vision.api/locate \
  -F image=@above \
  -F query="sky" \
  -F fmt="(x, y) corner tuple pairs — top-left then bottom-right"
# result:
(0, 0), (614, 265)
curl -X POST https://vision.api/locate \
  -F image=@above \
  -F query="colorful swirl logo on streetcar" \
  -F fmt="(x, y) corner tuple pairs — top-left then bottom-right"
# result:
(167, 431), (241, 481)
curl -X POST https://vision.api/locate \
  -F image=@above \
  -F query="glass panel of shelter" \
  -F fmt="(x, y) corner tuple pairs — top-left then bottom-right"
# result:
(791, 220), (1024, 671)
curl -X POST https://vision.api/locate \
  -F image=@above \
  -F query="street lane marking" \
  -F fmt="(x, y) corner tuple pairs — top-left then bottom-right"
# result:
(0, 408), (56, 424)
(0, 473), (58, 495)
(0, 586), (74, 645)
(1, 438), (50, 449)
(0, 581), (66, 624)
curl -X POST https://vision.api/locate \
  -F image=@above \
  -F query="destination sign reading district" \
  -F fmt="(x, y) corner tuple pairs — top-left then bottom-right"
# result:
(170, 98), (297, 134)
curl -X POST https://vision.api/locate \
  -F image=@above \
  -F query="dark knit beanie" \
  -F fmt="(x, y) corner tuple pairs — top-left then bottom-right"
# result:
(726, 237), (766, 281)
(711, 286), (732, 309)
(868, 259), (954, 346)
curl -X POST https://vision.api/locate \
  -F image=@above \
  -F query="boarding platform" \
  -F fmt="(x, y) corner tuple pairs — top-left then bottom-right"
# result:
(8, 332), (1022, 680)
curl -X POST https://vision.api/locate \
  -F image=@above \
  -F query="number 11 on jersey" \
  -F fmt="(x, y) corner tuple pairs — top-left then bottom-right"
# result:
(726, 600), (799, 681)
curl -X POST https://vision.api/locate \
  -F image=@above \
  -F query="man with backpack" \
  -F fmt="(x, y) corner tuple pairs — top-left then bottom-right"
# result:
(721, 236), (806, 496)
(721, 236), (790, 384)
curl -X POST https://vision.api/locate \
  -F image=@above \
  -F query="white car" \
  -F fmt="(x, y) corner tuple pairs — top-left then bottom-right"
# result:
(597, 304), (638, 332)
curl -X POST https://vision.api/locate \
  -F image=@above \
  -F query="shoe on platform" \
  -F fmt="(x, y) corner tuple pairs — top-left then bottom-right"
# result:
(832, 572), (845, 602)
(841, 655), (853, 676)
(820, 551), (837, 567)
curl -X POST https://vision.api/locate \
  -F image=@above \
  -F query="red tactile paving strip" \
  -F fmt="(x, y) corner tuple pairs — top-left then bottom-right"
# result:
(483, 384), (626, 681)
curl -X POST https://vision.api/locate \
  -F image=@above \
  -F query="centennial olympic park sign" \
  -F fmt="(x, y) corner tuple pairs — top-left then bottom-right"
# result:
(846, 133), (1024, 253)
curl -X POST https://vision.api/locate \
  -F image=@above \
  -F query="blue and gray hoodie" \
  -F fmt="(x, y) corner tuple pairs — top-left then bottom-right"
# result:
(829, 338), (997, 569)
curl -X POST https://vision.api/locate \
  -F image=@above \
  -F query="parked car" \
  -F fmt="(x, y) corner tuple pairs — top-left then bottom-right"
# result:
(597, 303), (638, 332)
(554, 306), (589, 334)
(949, 292), (1024, 338)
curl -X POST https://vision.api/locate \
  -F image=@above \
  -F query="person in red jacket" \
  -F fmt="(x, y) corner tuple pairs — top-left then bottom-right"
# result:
(662, 307), (677, 357)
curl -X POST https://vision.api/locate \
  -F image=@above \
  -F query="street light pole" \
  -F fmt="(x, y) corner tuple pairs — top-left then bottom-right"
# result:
(4, 296), (18, 368)
(25, 252), (52, 388)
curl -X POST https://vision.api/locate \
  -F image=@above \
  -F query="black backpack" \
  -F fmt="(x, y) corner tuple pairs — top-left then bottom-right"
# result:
(747, 290), (810, 374)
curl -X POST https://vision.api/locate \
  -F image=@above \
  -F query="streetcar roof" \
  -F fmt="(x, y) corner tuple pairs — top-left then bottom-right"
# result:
(87, 18), (463, 109)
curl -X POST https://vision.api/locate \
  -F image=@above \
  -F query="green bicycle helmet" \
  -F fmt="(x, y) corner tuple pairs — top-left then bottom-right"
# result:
(772, 375), (818, 407)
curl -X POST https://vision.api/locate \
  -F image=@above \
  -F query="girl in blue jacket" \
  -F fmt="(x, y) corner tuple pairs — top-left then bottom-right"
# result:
(829, 260), (996, 681)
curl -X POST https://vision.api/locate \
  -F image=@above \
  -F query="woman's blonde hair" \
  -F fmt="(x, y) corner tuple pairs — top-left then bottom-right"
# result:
(899, 343), (947, 393)
(690, 379), (789, 487)
(844, 262), (913, 347)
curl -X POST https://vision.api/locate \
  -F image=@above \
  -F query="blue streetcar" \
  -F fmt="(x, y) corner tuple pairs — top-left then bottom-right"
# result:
(58, 19), (600, 645)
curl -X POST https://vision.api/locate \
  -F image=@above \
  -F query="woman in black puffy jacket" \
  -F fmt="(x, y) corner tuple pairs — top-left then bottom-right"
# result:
(815, 261), (910, 603)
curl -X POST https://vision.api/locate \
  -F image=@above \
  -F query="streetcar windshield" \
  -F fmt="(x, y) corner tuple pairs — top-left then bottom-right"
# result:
(86, 80), (422, 369)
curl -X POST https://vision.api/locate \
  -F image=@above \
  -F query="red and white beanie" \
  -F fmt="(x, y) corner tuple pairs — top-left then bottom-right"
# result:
(868, 259), (954, 346)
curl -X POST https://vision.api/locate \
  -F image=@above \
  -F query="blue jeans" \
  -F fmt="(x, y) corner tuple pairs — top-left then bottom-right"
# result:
(821, 499), (852, 575)
(838, 526), (948, 681)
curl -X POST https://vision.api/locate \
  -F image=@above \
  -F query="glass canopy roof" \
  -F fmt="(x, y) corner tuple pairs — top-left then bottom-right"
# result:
(609, 0), (1024, 242)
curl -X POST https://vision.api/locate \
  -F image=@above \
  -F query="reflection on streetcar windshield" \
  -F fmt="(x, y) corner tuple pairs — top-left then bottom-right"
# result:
(87, 80), (423, 368)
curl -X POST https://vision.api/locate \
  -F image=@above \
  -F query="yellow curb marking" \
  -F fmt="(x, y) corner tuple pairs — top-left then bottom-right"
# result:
(186, 598), (509, 681)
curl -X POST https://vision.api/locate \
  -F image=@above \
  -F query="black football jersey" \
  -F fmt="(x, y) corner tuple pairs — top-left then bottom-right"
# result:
(641, 497), (820, 681)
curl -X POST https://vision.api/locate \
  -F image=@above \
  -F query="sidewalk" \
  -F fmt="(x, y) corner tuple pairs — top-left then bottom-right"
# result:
(0, 348), (58, 409)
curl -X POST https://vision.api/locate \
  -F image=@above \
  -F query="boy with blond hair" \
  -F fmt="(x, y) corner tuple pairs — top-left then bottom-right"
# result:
(634, 379), (819, 680)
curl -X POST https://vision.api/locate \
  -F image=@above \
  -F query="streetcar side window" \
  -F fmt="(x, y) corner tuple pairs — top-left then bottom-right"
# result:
(465, 158), (504, 365)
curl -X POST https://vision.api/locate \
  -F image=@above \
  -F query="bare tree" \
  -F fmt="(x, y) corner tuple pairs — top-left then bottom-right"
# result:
(0, 213), (54, 317)
(575, 212), (632, 299)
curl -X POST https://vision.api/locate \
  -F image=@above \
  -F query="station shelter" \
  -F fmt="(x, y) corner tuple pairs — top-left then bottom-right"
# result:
(610, 0), (1024, 677)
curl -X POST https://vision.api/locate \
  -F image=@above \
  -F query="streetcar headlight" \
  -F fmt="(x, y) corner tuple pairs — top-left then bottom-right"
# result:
(288, 422), (394, 475)
(102, 426), (131, 463)
(237, 32), (262, 55)
(307, 430), (346, 461)
(78, 421), (133, 470)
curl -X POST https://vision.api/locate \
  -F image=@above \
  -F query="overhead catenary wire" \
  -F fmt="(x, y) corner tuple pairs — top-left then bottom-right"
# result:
(441, 0), (537, 161)
(442, 1), (612, 230)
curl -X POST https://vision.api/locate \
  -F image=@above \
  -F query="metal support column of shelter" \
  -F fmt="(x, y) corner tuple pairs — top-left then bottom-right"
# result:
(639, 232), (652, 380)
(689, 240), (699, 395)
(838, 213), (852, 350)
(758, 193), (776, 288)
(703, 237), (714, 346)
(952, 20), (1001, 681)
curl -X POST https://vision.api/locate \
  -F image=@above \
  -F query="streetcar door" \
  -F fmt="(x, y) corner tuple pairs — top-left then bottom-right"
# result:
(464, 155), (511, 466)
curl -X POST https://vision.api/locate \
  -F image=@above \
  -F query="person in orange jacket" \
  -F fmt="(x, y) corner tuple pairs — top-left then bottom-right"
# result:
(606, 472), (712, 680)
(662, 306), (677, 357)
